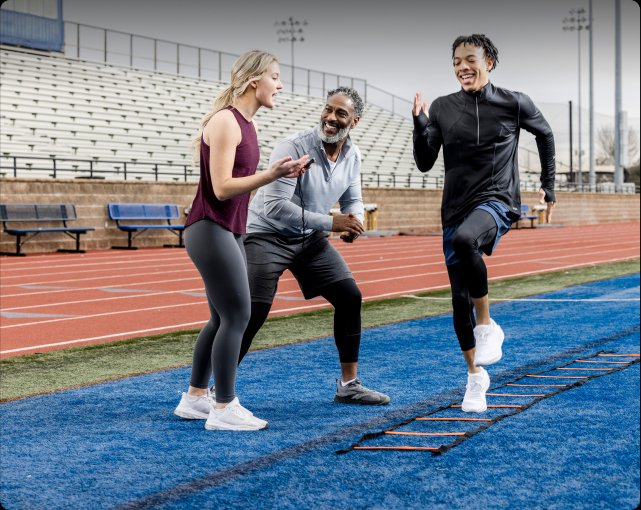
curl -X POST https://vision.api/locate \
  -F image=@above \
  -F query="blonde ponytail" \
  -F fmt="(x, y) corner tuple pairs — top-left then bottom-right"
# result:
(192, 50), (278, 164)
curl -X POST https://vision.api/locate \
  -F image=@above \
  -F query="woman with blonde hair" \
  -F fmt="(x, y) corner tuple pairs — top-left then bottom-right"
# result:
(174, 50), (310, 430)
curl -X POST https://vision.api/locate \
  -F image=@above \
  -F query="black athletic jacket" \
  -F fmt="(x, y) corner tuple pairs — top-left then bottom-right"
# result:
(413, 82), (556, 227)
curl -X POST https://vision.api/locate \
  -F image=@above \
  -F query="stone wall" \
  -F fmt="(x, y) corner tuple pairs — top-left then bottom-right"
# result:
(1, 177), (639, 254)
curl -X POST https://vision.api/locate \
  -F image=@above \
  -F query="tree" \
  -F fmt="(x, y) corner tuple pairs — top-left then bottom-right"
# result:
(596, 125), (640, 167)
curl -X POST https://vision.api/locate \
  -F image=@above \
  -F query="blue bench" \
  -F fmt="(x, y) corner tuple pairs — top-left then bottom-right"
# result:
(0, 203), (95, 256)
(107, 203), (185, 249)
(515, 204), (538, 229)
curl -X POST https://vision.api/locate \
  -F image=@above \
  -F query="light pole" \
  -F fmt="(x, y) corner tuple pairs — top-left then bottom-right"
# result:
(614, 0), (623, 192)
(588, 0), (595, 190)
(275, 17), (307, 93)
(563, 8), (589, 189)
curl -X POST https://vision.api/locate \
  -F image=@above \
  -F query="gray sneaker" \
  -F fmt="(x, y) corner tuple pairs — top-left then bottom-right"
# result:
(334, 378), (390, 405)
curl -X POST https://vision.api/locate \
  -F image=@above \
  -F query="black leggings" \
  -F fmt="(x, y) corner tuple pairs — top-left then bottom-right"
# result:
(238, 278), (362, 364)
(448, 209), (498, 352)
(184, 220), (251, 404)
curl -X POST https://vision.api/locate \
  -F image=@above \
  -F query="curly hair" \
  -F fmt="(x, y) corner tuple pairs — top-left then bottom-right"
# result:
(451, 34), (499, 71)
(327, 86), (364, 117)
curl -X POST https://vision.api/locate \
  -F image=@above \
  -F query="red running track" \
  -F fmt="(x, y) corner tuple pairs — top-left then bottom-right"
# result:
(0, 222), (638, 358)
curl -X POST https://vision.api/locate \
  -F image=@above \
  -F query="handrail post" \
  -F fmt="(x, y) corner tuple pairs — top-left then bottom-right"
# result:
(52, 158), (57, 178)
(123, 161), (127, 180)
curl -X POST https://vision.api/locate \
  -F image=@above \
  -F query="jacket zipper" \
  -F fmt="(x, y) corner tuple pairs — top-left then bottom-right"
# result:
(475, 96), (480, 145)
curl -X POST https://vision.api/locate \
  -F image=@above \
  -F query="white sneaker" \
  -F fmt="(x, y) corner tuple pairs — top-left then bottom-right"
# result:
(461, 368), (490, 413)
(474, 318), (505, 366)
(205, 397), (268, 431)
(173, 390), (212, 420)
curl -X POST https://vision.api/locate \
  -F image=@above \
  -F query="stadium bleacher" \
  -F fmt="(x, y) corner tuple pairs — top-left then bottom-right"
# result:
(1, 46), (447, 186)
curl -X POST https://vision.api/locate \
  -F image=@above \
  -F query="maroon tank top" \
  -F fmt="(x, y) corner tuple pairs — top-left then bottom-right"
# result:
(185, 106), (260, 234)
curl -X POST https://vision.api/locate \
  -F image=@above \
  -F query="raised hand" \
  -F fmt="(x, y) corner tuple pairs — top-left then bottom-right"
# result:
(413, 91), (429, 117)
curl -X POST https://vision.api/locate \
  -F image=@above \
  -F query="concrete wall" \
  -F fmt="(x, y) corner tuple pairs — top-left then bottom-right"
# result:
(1, 177), (639, 254)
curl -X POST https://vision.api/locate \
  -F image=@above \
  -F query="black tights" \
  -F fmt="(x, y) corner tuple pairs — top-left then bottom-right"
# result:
(448, 209), (498, 352)
(238, 278), (362, 364)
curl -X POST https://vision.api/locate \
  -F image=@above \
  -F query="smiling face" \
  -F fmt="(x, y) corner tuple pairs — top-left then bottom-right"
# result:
(453, 43), (493, 92)
(254, 61), (283, 109)
(319, 93), (359, 144)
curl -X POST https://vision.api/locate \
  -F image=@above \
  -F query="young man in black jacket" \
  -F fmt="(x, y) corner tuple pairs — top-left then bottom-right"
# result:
(412, 34), (556, 413)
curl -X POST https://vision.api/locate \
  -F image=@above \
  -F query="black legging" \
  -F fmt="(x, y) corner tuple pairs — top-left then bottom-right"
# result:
(448, 208), (498, 352)
(184, 220), (251, 404)
(238, 278), (362, 364)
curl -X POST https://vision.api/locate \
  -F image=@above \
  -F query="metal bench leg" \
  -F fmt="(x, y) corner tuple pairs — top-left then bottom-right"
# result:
(0, 234), (27, 256)
(163, 229), (185, 248)
(57, 233), (87, 253)
(111, 231), (138, 250)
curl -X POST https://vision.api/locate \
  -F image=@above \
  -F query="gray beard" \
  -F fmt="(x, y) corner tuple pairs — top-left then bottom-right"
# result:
(318, 122), (350, 144)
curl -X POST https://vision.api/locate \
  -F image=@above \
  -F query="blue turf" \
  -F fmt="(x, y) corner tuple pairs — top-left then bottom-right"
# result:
(1, 274), (639, 509)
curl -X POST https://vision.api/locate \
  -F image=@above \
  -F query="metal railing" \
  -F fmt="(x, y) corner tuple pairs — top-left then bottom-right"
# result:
(62, 21), (412, 118)
(2, 154), (636, 193)
(0, 155), (197, 182)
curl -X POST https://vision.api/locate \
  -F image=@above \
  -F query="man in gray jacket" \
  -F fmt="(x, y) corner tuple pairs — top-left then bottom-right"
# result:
(238, 87), (389, 405)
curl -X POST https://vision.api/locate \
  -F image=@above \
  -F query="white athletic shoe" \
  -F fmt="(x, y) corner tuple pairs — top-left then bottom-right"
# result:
(205, 397), (268, 431)
(461, 368), (490, 413)
(474, 318), (505, 366)
(173, 390), (212, 420)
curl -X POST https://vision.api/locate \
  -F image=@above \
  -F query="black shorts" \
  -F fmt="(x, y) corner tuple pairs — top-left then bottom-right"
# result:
(244, 232), (354, 303)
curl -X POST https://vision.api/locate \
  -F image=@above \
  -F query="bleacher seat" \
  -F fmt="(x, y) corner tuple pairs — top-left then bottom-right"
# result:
(1, 45), (439, 185)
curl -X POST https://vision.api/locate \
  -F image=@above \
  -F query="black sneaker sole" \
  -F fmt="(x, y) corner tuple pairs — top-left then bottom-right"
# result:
(334, 395), (390, 405)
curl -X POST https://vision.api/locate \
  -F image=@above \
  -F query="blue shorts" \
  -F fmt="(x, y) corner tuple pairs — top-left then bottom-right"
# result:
(443, 201), (513, 266)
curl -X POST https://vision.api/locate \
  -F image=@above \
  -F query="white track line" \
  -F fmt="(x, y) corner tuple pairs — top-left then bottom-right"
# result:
(0, 254), (636, 338)
(1, 228), (636, 278)
(1, 247), (637, 318)
(2, 247), (635, 315)
(3, 236), (637, 299)
(402, 296), (640, 302)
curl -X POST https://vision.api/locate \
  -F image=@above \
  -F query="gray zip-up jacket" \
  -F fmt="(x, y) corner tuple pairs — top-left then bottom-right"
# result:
(413, 82), (556, 227)
(247, 126), (364, 237)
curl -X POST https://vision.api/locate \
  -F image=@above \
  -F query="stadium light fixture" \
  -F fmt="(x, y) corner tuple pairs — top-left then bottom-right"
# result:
(275, 17), (307, 93)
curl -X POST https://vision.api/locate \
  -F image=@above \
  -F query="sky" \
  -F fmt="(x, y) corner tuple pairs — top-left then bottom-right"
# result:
(57, 0), (639, 127)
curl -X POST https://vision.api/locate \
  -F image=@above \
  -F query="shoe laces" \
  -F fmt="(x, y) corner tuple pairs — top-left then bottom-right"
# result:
(344, 378), (363, 389)
(466, 380), (484, 394)
(466, 374), (487, 396)
(225, 400), (254, 419)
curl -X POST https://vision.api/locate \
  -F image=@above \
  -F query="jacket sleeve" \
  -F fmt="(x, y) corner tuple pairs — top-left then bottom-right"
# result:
(338, 157), (365, 225)
(518, 93), (556, 203)
(262, 141), (333, 232)
(412, 105), (442, 172)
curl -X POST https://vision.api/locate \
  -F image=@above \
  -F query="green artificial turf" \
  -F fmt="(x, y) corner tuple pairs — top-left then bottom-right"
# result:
(0, 259), (638, 402)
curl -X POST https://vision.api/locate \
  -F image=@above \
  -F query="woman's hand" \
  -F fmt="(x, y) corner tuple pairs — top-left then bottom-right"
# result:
(269, 155), (312, 180)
